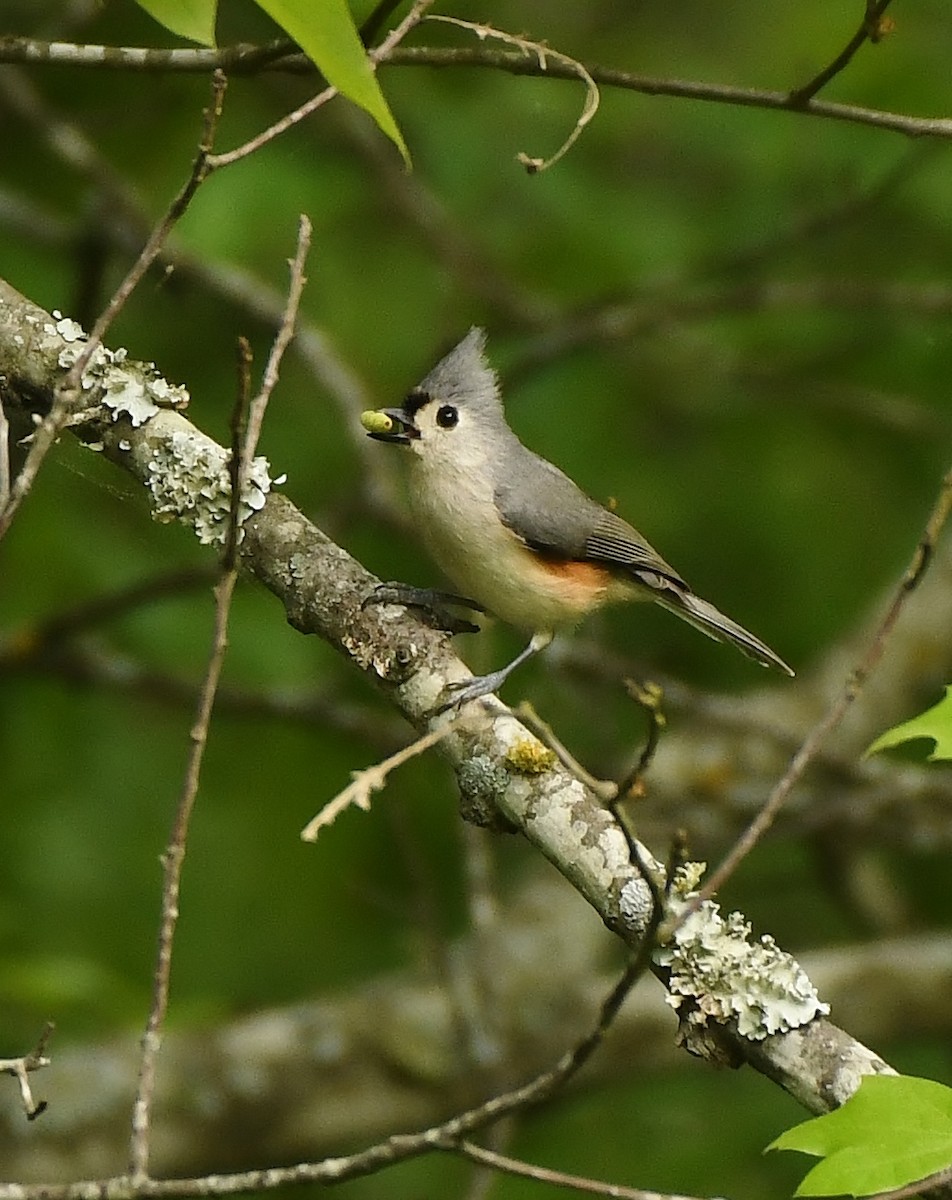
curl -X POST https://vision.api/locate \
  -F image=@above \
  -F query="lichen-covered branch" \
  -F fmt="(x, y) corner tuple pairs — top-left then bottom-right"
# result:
(0, 276), (891, 1132)
(2, 867), (949, 1184)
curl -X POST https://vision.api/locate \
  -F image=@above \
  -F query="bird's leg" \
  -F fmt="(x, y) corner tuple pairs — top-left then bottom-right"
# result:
(363, 582), (485, 635)
(435, 630), (554, 713)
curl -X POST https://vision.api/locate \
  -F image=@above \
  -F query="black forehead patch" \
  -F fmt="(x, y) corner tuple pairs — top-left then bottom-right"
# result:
(404, 387), (431, 418)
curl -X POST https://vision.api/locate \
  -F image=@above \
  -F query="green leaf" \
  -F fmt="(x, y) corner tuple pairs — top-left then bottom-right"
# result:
(253, 0), (409, 165)
(134, 0), (218, 46)
(767, 1075), (952, 1196)
(866, 686), (952, 761)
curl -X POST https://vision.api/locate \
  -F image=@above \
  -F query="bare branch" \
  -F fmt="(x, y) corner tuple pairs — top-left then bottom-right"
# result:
(447, 1139), (716, 1200)
(0, 39), (302, 74)
(789, 0), (897, 104)
(205, 0), (433, 169)
(127, 442), (239, 1184)
(128, 219), (311, 1182)
(0, 957), (650, 1200)
(428, 17), (599, 172)
(0, 1024), (54, 1122)
(382, 47), (952, 142)
(672, 463), (952, 929)
(0, 277), (906, 1128)
(1, 34), (949, 142)
(242, 214), (312, 472)
(301, 723), (455, 840)
(0, 71), (227, 543)
(0, 395), (9, 511)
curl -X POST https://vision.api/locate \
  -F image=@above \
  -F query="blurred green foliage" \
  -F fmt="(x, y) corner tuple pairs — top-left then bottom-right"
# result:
(2, 1), (952, 1196)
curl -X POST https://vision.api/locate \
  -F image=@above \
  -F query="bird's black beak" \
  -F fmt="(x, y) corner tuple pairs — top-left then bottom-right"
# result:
(363, 407), (420, 445)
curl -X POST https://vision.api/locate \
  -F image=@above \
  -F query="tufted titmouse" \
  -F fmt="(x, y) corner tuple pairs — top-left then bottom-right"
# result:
(362, 328), (793, 707)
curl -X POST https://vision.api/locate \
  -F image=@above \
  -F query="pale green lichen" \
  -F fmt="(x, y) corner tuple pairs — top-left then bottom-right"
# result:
(655, 864), (829, 1041)
(145, 429), (273, 546)
(53, 313), (189, 427)
(44, 314), (276, 545)
(458, 754), (510, 804)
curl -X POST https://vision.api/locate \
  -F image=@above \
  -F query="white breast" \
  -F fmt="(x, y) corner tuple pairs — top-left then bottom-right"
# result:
(406, 444), (608, 632)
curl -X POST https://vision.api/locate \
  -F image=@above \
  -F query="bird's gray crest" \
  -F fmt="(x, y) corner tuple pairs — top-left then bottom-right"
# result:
(418, 327), (502, 416)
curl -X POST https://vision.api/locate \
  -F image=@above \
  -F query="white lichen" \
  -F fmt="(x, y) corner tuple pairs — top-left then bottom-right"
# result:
(145, 429), (272, 546)
(53, 315), (86, 343)
(619, 878), (654, 929)
(655, 865), (829, 1041)
(54, 321), (189, 426)
(100, 368), (161, 426)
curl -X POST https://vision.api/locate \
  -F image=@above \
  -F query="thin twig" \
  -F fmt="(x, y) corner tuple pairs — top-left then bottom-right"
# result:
(127, 219), (310, 1183)
(0, 956), (651, 1200)
(382, 47), (952, 142)
(869, 1163), (952, 1200)
(241, 213), (312, 475)
(301, 724), (455, 840)
(206, 0), (433, 169)
(513, 701), (617, 800)
(359, 0), (408, 46)
(0, 1023), (54, 1121)
(127, 462), (241, 1183)
(615, 679), (666, 800)
(789, 0), (897, 105)
(67, 70), (225, 387)
(449, 1140), (716, 1200)
(673, 464), (952, 928)
(0, 71), (227, 544)
(427, 16), (599, 172)
(0, 66), (396, 509)
(2, 34), (948, 141)
(226, 337), (254, 569)
(206, 83), (337, 169)
(0, 397), (9, 511)
(370, 0), (435, 63)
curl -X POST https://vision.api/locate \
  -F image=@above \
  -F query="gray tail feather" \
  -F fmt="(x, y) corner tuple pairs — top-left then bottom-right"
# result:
(658, 590), (795, 677)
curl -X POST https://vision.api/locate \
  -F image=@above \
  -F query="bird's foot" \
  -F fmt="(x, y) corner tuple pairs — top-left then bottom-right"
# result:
(432, 667), (513, 714)
(363, 582), (484, 636)
(431, 630), (554, 715)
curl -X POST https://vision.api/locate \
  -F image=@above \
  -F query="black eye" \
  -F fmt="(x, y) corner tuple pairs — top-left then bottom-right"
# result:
(436, 405), (458, 429)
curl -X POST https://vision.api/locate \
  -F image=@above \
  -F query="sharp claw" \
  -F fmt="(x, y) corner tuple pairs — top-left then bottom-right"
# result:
(363, 583), (483, 635)
(443, 617), (482, 636)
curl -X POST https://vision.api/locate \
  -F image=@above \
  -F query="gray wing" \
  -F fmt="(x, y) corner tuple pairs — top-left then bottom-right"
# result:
(494, 445), (794, 674)
(493, 446), (688, 590)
